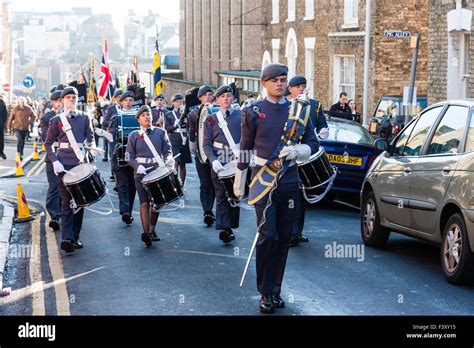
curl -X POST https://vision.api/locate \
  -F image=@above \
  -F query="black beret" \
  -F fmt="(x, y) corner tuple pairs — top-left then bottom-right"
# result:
(261, 63), (288, 81)
(171, 93), (184, 102)
(214, 85), (233, 99)
(288, 75), (307, 87)
(60, 86), (78, 98)
(136, 105), (151, 118)
(119, 91), (134, 102)
(56, 84), (65, 91)
(113, 89), (123, 98)
(50, 86), (57, 93)
(50, 91), (62, 101)
(154, 94), (165, 101)
(197, 85), (213, 98)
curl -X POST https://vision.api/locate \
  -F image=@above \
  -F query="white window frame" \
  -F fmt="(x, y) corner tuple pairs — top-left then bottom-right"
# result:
(333, 55), (355, 102)
(343, 0), (359, 28)
(272, 39), (280, 63)
(271, 0), (280, 24)
(285, 28), (298, 79)
(287, 0), (296, 22)
(304, 38), (316, 98)
(304, 0), (315, 21)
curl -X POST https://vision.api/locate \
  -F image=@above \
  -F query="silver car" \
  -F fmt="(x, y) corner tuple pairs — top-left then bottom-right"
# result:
(361, 100), (474, 285)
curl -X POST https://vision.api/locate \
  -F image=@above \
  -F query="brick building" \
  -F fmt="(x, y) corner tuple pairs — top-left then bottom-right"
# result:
(166, 0), (266, 101)
(263, 0), (429, 118)
(428, 0), (473, 104)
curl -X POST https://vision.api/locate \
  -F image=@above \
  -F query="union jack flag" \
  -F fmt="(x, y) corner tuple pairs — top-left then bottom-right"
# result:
(98, 39), (113, 99)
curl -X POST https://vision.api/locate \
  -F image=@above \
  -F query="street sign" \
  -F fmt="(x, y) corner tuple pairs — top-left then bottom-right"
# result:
(384, 31), (411, 39)
(3, 83), (10, 92)
(22, 75), (35, 88)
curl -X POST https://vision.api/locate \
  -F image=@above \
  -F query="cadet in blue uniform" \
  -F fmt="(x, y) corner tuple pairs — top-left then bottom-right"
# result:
(287, 75), (329, 246)
(234, 64), (319, 313)
(106, 91), (137, 225)
(188, 85), (216, 226)
(40, 90), (63, 231)
(45, 87), (100, 253)
(164, 93), (192, 186)
(203, 85), (241, 244)
(126, 105), (174, 247)
(152, 94), (167, 128)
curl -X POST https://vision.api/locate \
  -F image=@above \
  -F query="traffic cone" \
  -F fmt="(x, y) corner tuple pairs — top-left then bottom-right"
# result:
(32, 142), (39, 160)
(16, 183), (33, 223)
(41, 143), (46, 152)
(15, 153), (25, 177)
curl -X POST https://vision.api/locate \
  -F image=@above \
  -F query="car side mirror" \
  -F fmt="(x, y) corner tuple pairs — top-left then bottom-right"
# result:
(374, 138), (388, 151)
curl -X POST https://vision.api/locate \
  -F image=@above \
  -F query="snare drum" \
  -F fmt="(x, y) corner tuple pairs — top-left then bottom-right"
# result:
(142, 167), (183, 207)
(63, 163), (106, 207)
(218, 161), (250, 201)
(297, 147), (336, 194)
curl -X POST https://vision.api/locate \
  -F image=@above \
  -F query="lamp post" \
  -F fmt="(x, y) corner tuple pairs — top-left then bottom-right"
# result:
(10, 37), (25, 103)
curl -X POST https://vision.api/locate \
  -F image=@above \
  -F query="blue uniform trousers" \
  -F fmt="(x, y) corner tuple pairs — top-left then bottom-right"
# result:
(195, 156), (215, 215)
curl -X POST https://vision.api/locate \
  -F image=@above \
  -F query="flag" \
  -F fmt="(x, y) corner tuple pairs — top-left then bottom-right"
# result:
(130, 56), (139, 84)
(98, 39), (113, 100)
(153, 40), (163, 96)
(87, 60), (98, 104)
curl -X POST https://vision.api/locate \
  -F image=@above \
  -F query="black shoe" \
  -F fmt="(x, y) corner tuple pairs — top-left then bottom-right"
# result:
(141, 232), (152, 247)
(289, 236), (300, 247)
(230, 231), (235, 240)
(48, 220), (60, 231)
(102, 158), (108, 162)
(0, 152), (6, 160)
(151, 231), (160, 242)
(113, 186), (118, 192)
(297, 234), (309, 243)
(203, 213), (214, 226)
(259, 295), (274, 314)
(109, 175), (115, 181)
(74, 240), (83, 249)
(60, 239), (75, 253)
(272, 294), (285, 308)
(121, 213), (132, 225)
(219, 229), (233, 244)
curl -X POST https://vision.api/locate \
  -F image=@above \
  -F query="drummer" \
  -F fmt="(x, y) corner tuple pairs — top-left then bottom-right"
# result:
(44, 86), (101, 253)
(202, 85), (241, 244)
(126, 105), (175, 247)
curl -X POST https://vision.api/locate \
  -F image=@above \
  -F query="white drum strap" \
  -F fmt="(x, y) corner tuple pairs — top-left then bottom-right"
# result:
(59, 112), (85, 163)
(215, 111), (239, 156)
(142, 130), (165, 167)
(173, 111), (186, 145)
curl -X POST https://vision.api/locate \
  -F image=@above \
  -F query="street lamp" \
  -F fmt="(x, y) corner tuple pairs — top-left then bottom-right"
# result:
(10, 37), (25, 103)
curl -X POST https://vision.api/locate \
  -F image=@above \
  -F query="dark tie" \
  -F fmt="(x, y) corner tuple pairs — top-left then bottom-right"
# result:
(146, 128), (152, 135)
(69, 112), (75, 119)
(225, 110), (230, 118)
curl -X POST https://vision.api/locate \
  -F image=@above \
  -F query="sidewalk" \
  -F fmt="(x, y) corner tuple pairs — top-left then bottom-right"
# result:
(0, 200), (14, 292)
(0, 133), (39, 177)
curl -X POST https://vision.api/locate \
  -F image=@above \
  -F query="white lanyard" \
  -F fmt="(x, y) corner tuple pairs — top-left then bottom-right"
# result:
(59, 112), (85, 162)
(141, 128), (164, 167)
(215, 111), (239, 156)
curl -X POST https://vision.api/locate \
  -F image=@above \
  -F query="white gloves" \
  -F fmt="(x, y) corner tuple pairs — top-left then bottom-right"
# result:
(318, 127), (329, 140)
(233, 168), (248, 201)
(212, 160), (224, 173)
(53, 161), (65, 175)
(95, 128), (114, 143)
(89, 147), (102, 157)
(136, 165), (147, 175)
(173, 119), (180, 127)
(279, 144), (312, 162)
(165, 157), (175, 170)
(279, 145), (298, 160)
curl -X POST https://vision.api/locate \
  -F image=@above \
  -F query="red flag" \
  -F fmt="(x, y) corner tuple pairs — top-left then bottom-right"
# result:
(98, 39), (112, 99)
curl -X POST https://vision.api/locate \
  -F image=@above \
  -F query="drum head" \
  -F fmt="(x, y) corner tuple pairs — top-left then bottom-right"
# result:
(143, 167), (171, 183)
(63, 163), (96, 184)
(297, 147), (325, 166)
(218, 161), (237, 179)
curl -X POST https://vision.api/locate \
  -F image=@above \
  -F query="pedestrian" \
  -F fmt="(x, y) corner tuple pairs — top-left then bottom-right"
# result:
(348, 99), (361, 123)
(152, 94), (167, 128)
(234, 64), (319, 313)
(7, 97), (36, 160)
(0, 93), (8, 160)
(329, 92), (351, 117)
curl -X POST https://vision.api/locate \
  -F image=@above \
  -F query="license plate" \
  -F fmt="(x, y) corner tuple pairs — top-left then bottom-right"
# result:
(327, 154), (363, 167)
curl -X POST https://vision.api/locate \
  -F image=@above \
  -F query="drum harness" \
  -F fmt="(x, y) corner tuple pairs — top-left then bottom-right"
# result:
(59, 112), (115, 216)
(171, 110), (187, 146)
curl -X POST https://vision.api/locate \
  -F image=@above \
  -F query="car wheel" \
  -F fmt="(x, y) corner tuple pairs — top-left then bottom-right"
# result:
(361, 191), (390, 248)
(441, 213), (474, 285)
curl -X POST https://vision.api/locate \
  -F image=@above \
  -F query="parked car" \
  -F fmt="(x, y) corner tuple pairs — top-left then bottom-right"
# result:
(319, 115), (382, 202)
(361, 100), (474, 284)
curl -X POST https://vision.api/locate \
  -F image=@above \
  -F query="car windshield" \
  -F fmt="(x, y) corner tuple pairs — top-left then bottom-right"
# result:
(374, 98), (425, 119)
(327, 120), (374, 145)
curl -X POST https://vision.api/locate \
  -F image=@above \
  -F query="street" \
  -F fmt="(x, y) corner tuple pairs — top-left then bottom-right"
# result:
(0, 140), (473, 316)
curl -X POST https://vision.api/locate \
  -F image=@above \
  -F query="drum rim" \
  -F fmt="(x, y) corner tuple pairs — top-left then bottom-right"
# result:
(302, 171), (337, 190)
(63, 164), (97, 185)
(297, 147), (326, 167)
(72, 190), (106, 207)
(152, 190), (184, 209)
(142, 167), (172, 183)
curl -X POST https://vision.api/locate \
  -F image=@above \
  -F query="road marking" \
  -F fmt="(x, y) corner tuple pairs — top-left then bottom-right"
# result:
(30, 218), (45, 315)
(27, 157), (45, 177)
(165, 249), (247, 260)
(45, 217), (70, 315)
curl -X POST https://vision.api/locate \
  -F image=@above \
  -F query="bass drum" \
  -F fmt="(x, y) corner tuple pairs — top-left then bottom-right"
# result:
(63, 163), (106, 207)
(142, 167), (183, 208)
(218, 161), (250, 201)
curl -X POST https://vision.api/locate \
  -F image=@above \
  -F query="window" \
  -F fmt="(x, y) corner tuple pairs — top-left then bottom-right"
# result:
(344, 0), (359, 26)
(427, 106), (469, 155)
(287, 0), (296, 22)
(334, 56), (355, 101)
(402, 107), (443, 156)
(304, 38), (316, 98)
(272, 0), (279, 23)
(272, 39), (280, 63)
(285, 29), (298, 78)
(466, 112), (474, 153)
(305, 0), (314, 20)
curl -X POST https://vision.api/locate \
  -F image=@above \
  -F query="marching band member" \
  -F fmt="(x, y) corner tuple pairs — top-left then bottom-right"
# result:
(234, 64), (319, 313)
(39, 89), (63, 231)
(102, 89), (123, 173)
(152, 94), (167, 128)
(287, 75), (329, 246)
(164, 93), (192, 186)
(187, 85), (216, 227)
(44, 86), (101, 253)
(203, 85), (241, 244)
(126, 105), (174, 247)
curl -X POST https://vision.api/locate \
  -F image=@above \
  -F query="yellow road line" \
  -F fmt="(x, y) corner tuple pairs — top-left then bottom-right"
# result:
(45, 217), (71, 315)
(30, 218), (45, 315)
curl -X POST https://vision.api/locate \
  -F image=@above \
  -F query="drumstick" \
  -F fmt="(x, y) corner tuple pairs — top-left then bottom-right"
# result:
(63, 170), (77, 177)
(173, 154), (181, 159)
